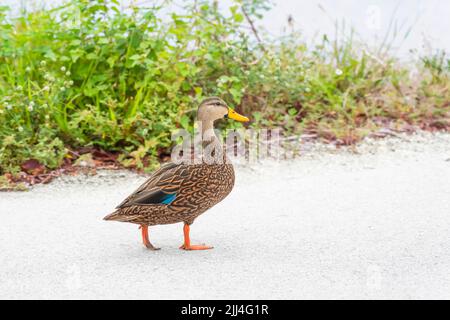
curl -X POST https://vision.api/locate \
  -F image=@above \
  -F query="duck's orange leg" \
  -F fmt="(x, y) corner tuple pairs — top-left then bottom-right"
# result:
(179, 223), (213, 251)
(140, 225), (160, 250)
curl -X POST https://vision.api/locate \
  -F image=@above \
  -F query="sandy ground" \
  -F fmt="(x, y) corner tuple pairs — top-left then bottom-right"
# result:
(1, 132), (450, 299)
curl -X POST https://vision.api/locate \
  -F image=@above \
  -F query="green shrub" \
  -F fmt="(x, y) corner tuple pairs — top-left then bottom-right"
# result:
(0, 0), (448, 175)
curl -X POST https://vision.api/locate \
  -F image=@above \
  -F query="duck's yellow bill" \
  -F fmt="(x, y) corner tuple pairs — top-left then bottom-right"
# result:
(227, 107), (249, 122)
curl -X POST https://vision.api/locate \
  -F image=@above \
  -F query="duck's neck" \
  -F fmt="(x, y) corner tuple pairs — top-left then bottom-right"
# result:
(199, 120), (220, 144)
(198, 120), (225, 163)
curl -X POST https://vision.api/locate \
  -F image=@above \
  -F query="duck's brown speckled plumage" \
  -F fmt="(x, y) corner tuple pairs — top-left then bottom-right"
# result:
(104, 159), (235, 225)
(103, 96), (249, 250)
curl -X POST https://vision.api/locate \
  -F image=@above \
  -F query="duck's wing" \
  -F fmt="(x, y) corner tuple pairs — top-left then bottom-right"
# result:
(116, 162), (187, 208)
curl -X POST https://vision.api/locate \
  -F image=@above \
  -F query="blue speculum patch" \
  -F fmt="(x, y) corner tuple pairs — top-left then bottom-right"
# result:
(161, 193), (176, 204)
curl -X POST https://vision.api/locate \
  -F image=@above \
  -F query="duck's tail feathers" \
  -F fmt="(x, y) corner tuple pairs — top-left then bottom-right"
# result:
(103, 210), (135, 222)
(103, 211), (119, 221)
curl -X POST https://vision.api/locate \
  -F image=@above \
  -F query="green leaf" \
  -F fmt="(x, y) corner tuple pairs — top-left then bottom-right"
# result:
(44, 49), (57, 61)
(107, 56), (117, 68)
(86, 52), (98, 60)
(179, 115), (190, 129)
(288, 108), (298, 116)
(70, 40), (82, 46)
(233, 13), (244, 23)
(98, 38), (109, 44)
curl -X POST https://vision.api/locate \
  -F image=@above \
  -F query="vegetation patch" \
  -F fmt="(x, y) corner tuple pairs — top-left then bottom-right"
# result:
(0, 0), (449, 188)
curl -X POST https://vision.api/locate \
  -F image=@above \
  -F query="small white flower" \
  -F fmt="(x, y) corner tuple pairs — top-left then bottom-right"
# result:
(16, 85), (23, 91)
(42, 103), (48, 108)
(43, 86), (50, 91)
(6, 104), (12, 110)
(68, 80), (74, 86)
(28, 105), (33, 111)
(61, 66), (66, 72)
(60, 87), (66, 92)
(18, 126), (23, 132)
(305, 87), (311, 92)
(335, 68), (343, 76)
(66, 71), (71, 76)
(25, 67), (31, 73)
(45, 115), (50, 120)
(0, 109), (4, 114)
(29, 101), (35, 107)
(40, 60), (47, 67)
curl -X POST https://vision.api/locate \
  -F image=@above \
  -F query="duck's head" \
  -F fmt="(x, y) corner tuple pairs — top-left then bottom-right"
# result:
(197, 97), (249, 123)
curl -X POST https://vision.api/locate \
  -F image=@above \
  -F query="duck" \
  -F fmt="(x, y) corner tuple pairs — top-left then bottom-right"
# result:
(103, 97), (249, 250)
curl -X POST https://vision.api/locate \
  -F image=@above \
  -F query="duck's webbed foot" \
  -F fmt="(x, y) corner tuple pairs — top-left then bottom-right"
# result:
(179, 244), (214, 250)
(139, 225), (160, 250)
(179, 223), (214, 251)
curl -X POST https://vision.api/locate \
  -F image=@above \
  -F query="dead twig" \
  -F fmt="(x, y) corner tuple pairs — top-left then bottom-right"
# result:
(241, 5), (267, 53)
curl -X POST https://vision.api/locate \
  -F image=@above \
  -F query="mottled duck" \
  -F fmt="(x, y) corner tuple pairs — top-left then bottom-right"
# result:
(104, 97), (249, 250)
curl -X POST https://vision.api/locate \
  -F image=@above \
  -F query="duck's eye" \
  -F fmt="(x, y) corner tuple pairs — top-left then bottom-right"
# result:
(215, 102), (221, 106)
